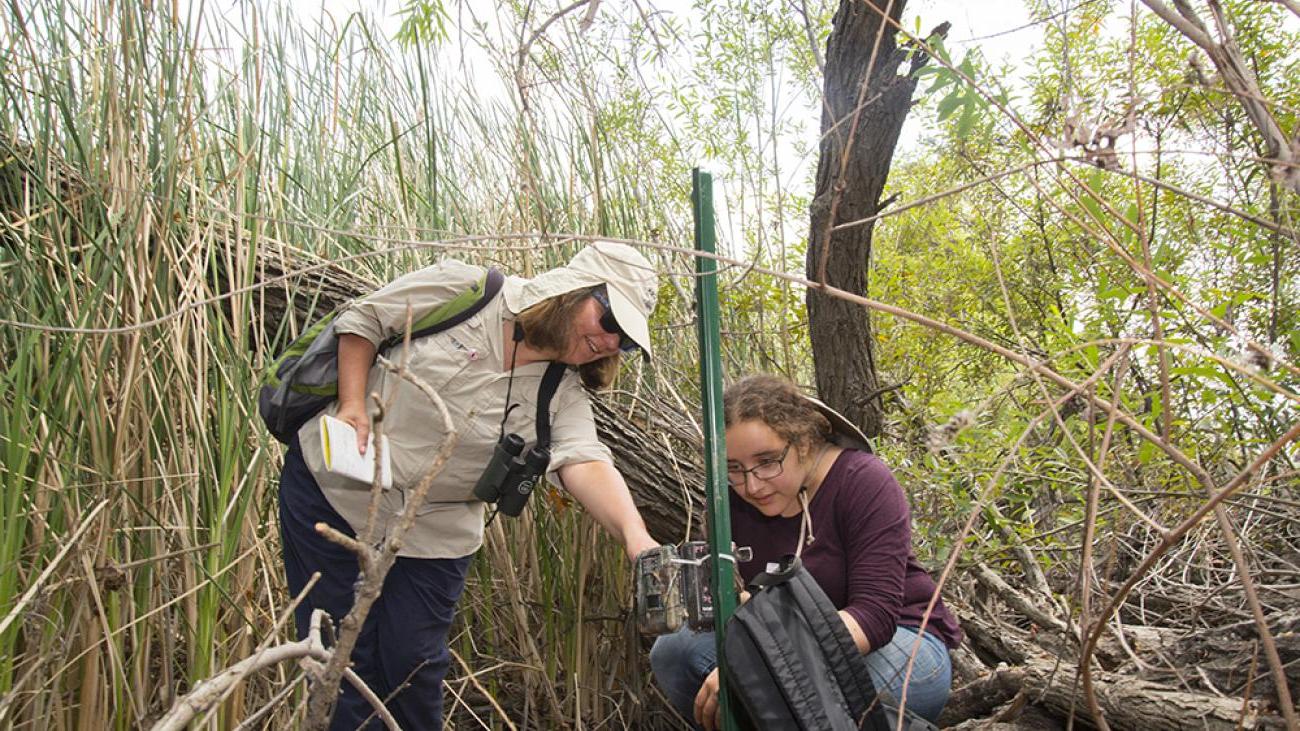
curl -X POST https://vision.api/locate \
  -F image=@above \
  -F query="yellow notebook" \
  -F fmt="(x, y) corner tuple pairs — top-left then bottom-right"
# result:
(319, 415), (393, 489)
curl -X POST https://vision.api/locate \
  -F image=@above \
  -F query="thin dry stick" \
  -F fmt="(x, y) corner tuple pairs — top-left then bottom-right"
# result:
(1140, 0), (1299, 192)
(0, 231), (560, 335)
(450, 648), (519, 731)
(304, 352), (463, 730)
(896, 345), (1133, 725)
(1079, 351), (1130, 729)
(442, 674), (492, 729)
(815, 0), (895, 285)
(1080, 420), (1300, 731)
(1046, 336), (1296, 405)
(194, 571), (326, 728)
(516, 0), (595, 71)
(0, 499), (107, 639)
(234, 675), (305, 731)
(975, 144), (1300, 719)
(8, 216), (1297, 390)
(152, 606), (399, 731)
(361, 302), (416, 549)
(487, 517), (566, 720)
(1126, 2), (1172, 442)
(986, 229), (1166, 538)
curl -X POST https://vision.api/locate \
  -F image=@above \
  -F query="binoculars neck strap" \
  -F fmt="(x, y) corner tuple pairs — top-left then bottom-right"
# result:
(499, 323), (563, 451)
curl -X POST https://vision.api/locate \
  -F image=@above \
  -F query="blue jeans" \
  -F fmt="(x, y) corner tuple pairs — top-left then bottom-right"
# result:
(279, 436), (472, 731)
(650, 624), (951, 726)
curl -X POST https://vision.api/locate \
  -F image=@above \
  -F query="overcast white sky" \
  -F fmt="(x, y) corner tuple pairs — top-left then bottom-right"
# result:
(286, 0), (1040, 48)
(268, 0), (1043, 148)
(190, 0), (1044, 241)
(279, 0), (1042, 76)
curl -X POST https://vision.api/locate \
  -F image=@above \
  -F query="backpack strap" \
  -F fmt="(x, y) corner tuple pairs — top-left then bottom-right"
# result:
(381, 267), (505, 350)
(533, 361), (567, 450)
(746, 554), (802, 592)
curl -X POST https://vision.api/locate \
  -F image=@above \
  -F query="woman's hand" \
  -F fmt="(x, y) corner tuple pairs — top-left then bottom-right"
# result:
(336, 401), (371, 455)
(693, 667), (723, 730)
(335, 333), (377, 454)
(624, 530), (660, 563)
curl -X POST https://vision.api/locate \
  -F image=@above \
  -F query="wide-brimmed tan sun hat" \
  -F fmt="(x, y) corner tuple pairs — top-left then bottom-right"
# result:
(516, 241), (658, 357)
(803, 395), (874, 453)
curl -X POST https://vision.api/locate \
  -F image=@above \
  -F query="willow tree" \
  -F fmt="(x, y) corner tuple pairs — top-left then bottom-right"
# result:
(807, 0), (937, 437)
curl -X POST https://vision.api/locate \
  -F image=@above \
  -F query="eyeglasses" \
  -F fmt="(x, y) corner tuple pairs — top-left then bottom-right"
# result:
(591, 290), (639, 352)
(726, 443), (791, 487)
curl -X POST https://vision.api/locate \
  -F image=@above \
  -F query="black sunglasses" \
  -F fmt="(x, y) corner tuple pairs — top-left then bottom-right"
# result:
(591, 290), (639, 352)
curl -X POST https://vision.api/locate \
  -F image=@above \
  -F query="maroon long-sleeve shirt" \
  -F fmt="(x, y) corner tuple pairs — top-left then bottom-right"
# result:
(730, 449), (964, 651)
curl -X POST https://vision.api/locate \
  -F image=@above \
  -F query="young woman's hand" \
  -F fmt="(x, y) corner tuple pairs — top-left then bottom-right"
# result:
(693, 667), (722, 730)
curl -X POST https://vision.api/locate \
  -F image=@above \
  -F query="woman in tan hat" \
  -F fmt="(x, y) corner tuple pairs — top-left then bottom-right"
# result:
(650, 374), (963, 729)
(277, 242), (662, 730)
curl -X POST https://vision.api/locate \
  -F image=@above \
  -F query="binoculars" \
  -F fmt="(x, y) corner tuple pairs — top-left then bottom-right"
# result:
(473, 433), (550, 517)
(634, 542), (716, 636)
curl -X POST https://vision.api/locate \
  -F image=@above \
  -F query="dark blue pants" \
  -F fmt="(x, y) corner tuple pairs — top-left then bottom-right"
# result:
(279, 437), (472, 731)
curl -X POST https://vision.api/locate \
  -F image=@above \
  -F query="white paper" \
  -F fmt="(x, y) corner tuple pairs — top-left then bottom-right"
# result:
(319, 415), (393, 489)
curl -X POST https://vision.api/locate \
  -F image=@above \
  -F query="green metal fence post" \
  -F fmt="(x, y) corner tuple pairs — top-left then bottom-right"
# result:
(692, 167), (739, 731)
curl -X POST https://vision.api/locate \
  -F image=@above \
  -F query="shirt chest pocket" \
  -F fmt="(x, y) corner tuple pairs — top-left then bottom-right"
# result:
(381, 318), (489, 394)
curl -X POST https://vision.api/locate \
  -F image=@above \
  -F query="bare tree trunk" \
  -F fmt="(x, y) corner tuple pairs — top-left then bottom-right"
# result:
(807, 0), (931, 438)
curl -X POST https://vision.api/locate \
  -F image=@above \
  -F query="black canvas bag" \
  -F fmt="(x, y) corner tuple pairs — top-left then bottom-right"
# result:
(722, 555), (939, 731)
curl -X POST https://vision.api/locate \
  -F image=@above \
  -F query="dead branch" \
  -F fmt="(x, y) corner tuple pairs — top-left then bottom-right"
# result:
(152, 609), (397, 731)
(303, 353), (463, 729)
(1140, 0), (1300, 193)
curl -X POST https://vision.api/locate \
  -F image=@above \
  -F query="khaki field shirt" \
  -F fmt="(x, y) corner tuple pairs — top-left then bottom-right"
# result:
(296, 259), (613, 558)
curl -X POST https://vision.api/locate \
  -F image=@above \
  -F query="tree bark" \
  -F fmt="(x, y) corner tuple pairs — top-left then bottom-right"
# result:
(807, 0), (923, 438)
(941, 658), (1271, 730)
(590, 396), (705, 542)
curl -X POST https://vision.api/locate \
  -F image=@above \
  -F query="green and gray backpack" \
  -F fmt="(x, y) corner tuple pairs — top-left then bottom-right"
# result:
(258, 268), (504, 444)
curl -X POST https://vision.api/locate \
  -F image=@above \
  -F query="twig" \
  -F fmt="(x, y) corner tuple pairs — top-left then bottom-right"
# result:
(1080, 421), (1300, 731)
(898, 346), (1131, 724)
(304, 352), (462, 729)
(0, 499), (107, 639)
(1140, 0), (1299, 193)
(196, 572), (326, 727)
(151, 609), (398, 731)
(451, 648), (518, 730)
(1080, 349), (1130, 727)
(233, 674), (304, 731)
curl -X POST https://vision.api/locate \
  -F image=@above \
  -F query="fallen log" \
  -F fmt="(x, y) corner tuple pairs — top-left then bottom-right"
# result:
(590, 395), (704, 542)
(948, 590), (1286, 729)
(1021, 656), (1270, 730)
(941, 657), (1272, 730)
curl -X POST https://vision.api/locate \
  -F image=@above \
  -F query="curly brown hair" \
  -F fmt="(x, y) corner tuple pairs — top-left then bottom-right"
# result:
(515, 287), (621, 389)
(723, 374), (832, 457)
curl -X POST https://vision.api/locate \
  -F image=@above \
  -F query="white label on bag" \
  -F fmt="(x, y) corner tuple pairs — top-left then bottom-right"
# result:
(765, 562), (780, 574)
